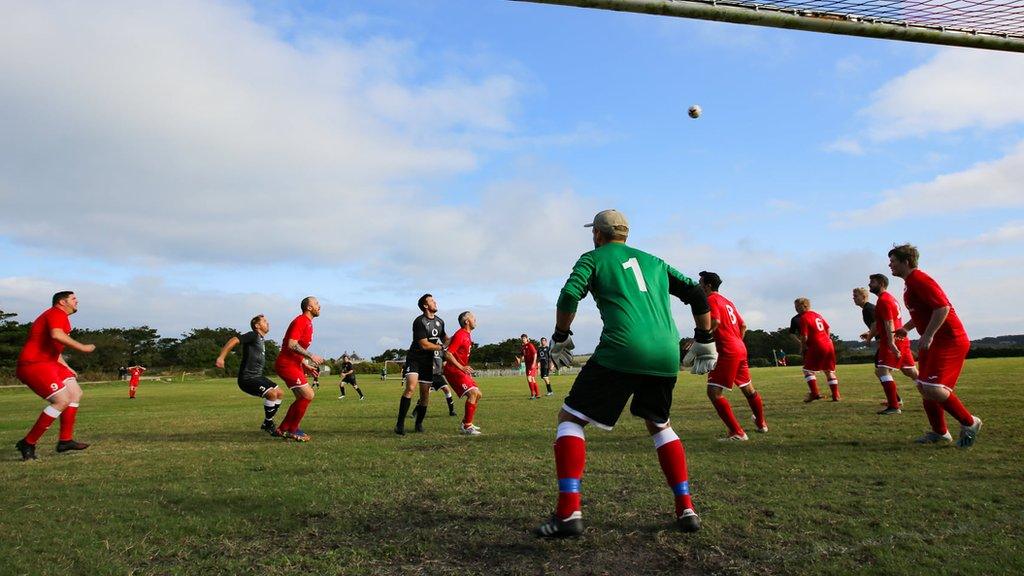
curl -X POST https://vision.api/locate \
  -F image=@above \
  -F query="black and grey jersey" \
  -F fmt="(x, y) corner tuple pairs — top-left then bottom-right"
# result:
(861, 302), (876, 329)
(789, 314), (801, 336)
(408, 314), (446, 362)
(238, 330), (266, 380)
(537, 345), (550, 364)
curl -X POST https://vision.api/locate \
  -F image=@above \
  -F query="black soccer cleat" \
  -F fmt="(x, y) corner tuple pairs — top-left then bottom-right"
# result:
(535, 511), (583, 538)
(15, 438), (37, 461)
(56, 439), (90, 453)
(414, 422), (424, 433)
(676, 508), (701, 533)
(394, 425), (405, 436)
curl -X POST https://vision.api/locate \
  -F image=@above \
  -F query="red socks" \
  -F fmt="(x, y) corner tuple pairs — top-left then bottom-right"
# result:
(941, 393), (974, 427)
(828, 380), (841, 401)
(653, 428), (693, 515)
(923, 399), (947, 434)
(25, 406), (62, 445)
(554, 422), (586, 520)
(806, 377), (820, 397)
(528, 381), (539, 397)
(463, 401), (477, 427)
(711, 395), (743, 436)
(746, 392), (766, 429)
(280, 397), (312, 432)
(59, 403), (79, 441)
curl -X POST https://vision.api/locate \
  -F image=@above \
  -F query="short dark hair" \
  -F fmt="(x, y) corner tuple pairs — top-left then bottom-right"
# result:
(888, 244), (919, 269)
(699, 271), (722, 291)
(52, 291), (74, 306)
(417, 293), (432, 311)
(300, 296), (315, 312)
(869, 273), (889, 289)
(458, 311), (472, 327)
(250, 314), (264, 331)
(520, 333), (528, 338)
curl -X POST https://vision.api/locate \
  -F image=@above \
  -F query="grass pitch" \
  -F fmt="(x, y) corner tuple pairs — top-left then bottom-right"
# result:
(1, 358), (1022, 575)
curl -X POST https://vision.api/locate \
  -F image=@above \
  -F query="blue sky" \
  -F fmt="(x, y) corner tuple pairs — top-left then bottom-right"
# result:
(2, 1), (1023, 358)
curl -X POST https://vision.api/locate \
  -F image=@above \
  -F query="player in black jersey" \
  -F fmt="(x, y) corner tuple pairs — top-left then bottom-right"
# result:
(215, 314), (285, 435)
(853, 287), (876, 329)
(537, 337), (554, 396)
(337, 354), (365, 400)
(394, 294), (449, 435)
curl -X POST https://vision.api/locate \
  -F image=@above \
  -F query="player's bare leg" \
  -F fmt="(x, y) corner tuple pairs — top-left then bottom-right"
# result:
(645, 419), (699, 532)
(739, 383), (767, 433)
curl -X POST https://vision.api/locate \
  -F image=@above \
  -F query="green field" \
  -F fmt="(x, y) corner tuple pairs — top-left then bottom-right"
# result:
(2, 358), (1022, 575)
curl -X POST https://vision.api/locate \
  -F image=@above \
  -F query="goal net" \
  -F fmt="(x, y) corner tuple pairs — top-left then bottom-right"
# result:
(515, 0), (1024, 52)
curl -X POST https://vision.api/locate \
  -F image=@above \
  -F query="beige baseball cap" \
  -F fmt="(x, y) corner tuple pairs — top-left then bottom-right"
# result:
(584, 209), (629, 234)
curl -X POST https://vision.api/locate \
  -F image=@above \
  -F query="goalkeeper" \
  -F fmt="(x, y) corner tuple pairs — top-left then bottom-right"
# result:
(536, 209), (715, 539)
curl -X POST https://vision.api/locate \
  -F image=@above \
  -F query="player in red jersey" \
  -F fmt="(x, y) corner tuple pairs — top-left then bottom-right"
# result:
(444, 311), (483, 435)
(791, 298), (841, 402)
(521, 334), (541, 399)
(698, 272), (767, 441)
(888, 244), (981, 447)
(859, 274), (917, 415)
(273, 296), (325, 442)
(127, 365), (146, 399)
(14, 291), (96, 461)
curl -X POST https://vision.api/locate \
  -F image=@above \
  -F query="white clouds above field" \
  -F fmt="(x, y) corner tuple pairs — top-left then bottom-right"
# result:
(0, 0), (593, 285)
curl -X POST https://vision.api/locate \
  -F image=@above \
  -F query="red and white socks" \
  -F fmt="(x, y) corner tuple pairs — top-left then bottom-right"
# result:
(879, 375), (899, 409)
(554, 421), (586, 520)
(25, 405), (62, 445)
(652, 427), (694, 516)
(463, 400), (478, 428)
(59, 403), (79, 441)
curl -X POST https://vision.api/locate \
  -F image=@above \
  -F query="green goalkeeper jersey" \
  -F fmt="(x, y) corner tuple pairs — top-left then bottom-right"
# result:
(557, 242), (699, 377)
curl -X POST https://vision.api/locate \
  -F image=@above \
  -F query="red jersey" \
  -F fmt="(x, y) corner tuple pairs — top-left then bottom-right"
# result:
(447, 328), (472, 367)
(522, 342), (537, 366)
(796, 311), (834, 351)
(874, 291), (906, 334)
(129, 367), (143, 384)
(17, 307), (71, 365)
(276, 314), (313, 367)
(903, 269), (968, 344)
(708, 292), (746, 356)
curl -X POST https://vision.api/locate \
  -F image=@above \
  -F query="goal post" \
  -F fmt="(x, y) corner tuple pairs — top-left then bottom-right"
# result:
(513, 0), (1024, 53)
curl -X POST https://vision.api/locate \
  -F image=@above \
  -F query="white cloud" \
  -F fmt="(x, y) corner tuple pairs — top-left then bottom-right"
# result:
(941, 221), (1024, 248)
(0, 0), (586, 285)
(833, 140), (1024, 226)
(863, 49), (1024, 141)
(824, 138), (864, 155)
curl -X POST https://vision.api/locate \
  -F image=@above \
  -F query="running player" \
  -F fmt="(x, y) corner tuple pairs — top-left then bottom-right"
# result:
(521, 334), (540, 399)
(537, 337), (554, 396)
(535, 209), (715, 537)
(14, 291), (96, 461)
(792, 298), (841, 402)
(127, 365), (146, 399)
(859, 274), (916, 415)
(698, 272), (767, 440)
(444, 311), (483, 435)
(394, 294), (448, 435)
(273, 297), (325, 442)
(215, 314), (286, 435)
(337, 354), (365, 400)
(888, 244), (981, 447)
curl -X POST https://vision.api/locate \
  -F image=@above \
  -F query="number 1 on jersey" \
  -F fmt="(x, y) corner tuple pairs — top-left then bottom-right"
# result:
(622, 257), (648, 292)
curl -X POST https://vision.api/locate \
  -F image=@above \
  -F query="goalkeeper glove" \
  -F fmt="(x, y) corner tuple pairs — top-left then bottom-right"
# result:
(550, 328), (575, 368)
(682, 327), (718, 375)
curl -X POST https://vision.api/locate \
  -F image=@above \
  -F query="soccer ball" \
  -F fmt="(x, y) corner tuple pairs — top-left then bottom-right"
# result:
(688, 105), (702, 119)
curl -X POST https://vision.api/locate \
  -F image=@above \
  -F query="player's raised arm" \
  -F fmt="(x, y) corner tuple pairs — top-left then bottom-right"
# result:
(215, 336), (241, 369)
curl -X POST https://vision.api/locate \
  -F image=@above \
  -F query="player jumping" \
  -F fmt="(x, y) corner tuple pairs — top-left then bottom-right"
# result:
(273, 297), (325, 442)
(215, 314), (286, 435)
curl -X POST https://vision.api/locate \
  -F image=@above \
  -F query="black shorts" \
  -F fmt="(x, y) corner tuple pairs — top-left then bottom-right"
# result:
(403, 355), (436, 385)
(238, 376), (278, 398)
(342, 375), (357, 385)
(540, 362), (551, 378)
(562, 360), (676, 430)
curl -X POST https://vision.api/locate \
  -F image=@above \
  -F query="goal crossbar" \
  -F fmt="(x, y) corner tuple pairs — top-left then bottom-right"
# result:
(513, 0), (1024, 53)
